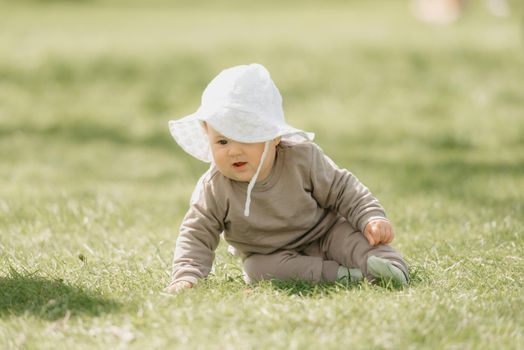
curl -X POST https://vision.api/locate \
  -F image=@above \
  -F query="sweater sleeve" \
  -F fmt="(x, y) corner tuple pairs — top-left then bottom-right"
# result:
(171, 175), (223, 285)
(309, 144), (387, 233)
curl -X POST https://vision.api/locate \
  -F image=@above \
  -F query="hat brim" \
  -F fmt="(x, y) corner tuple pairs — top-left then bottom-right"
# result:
(169, 113), (212, 162)
(169, 113), (314, 163)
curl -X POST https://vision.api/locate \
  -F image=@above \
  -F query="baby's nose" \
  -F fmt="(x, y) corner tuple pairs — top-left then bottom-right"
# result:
(228, 144), (242, 156)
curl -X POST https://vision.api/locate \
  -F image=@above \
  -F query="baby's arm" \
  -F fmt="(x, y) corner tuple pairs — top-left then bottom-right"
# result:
(309, 144), (391, 243)
(166, 176), (223, 293)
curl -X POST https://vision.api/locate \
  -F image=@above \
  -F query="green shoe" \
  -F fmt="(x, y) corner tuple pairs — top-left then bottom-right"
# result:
(367, 256), (408, 286)
(337, 266), (364, 283)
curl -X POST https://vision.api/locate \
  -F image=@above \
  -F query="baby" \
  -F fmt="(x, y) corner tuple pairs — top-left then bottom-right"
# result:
(165, 63), (408, 293)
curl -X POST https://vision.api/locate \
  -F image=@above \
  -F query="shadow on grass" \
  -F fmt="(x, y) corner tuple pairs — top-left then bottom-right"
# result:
(0, 270), (121, 321)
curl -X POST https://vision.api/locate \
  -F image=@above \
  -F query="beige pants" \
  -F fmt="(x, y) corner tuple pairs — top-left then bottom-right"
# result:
(242, 219), (408, 284)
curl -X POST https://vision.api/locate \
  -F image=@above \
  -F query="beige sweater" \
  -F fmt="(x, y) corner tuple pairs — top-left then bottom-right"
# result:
(172, 141), (387, 284)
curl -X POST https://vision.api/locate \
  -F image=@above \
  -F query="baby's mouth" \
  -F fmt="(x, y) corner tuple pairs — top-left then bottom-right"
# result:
(233, 162), (247, 168)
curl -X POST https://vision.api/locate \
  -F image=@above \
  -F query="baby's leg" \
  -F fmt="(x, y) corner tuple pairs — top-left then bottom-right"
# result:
(322, 220), (409, 283)
(242, 250), (339, 284)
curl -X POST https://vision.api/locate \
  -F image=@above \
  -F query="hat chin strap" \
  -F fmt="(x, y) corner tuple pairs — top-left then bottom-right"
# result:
(244, 141), (270, 217)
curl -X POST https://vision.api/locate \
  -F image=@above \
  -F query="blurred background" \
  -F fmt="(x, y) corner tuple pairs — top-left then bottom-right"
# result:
(1, 0), (522, 218)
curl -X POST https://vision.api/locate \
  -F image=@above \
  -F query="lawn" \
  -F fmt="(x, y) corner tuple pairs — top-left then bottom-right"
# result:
(0, 0), (523, 349)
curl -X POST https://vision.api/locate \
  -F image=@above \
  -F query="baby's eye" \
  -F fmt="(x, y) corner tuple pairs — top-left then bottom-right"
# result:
(217, 139), (228, 145)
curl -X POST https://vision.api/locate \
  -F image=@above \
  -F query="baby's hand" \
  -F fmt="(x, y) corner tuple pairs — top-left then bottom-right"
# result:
(364, 219), (394, 246)
(164, 280), (194, 294)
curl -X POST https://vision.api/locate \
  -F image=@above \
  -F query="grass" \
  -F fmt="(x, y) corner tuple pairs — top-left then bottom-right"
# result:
(1, 0), (523, 349)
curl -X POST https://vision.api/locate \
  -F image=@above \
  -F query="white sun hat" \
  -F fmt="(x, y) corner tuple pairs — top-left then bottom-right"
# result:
(168, 63), (314, 216)
(168, 63), (314, 163)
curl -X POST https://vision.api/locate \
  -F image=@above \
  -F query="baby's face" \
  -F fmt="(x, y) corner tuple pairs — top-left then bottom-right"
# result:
(205, 124), (279, 183)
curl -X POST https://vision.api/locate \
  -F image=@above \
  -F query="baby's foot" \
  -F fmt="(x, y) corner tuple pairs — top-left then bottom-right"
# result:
(367, 256), (408, 286)
(336, 266), (363, 283)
